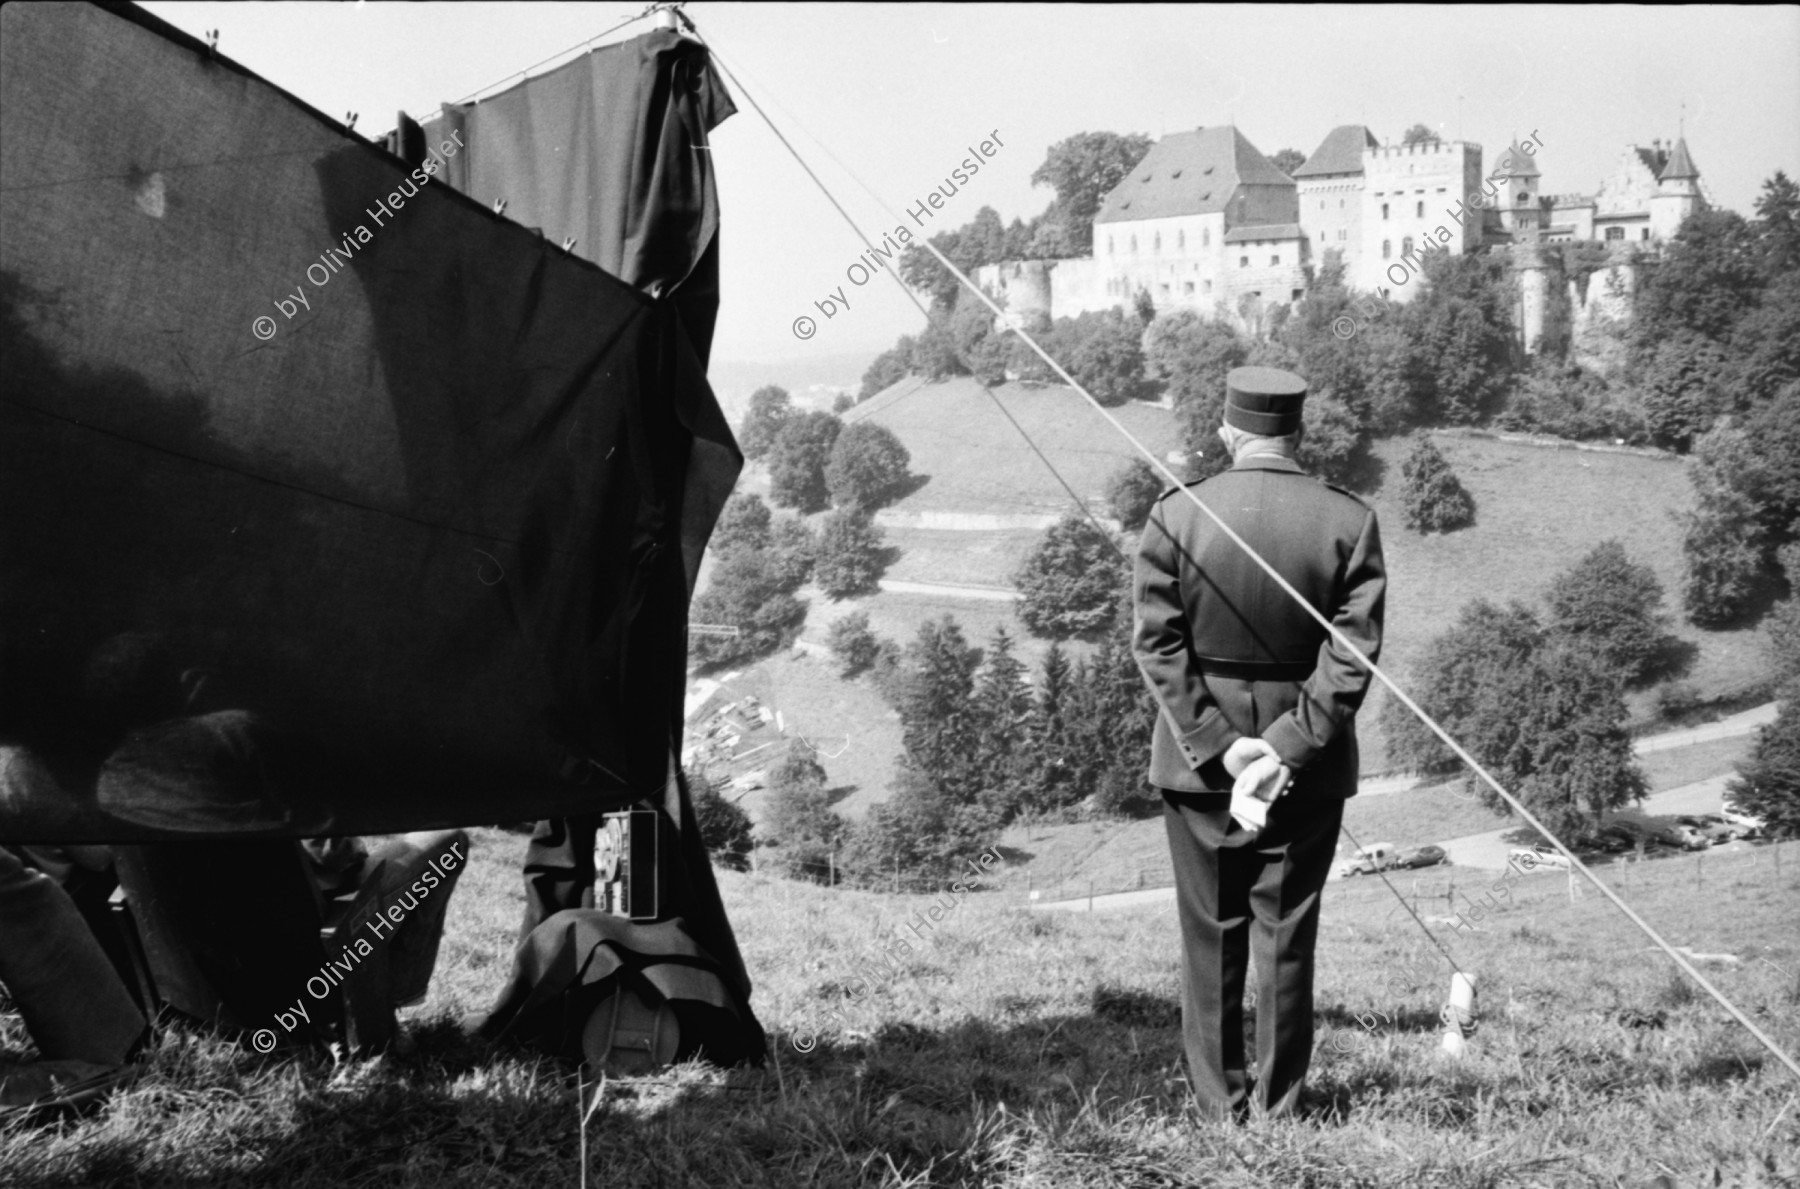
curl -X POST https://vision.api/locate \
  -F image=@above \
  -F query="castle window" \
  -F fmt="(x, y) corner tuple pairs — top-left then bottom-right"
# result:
(1641, 228), (1650, 240)
(1204, 280), (1212, 293)
(1203, 229), (1210, 247)
(1160, 283), (1170, 296)
(1293, 289), (1304, 301)
(1177, 230), (1185, 249)
(1381, 203), (1390, 220)
(1153, 232), (1161, 252)
(1130, 235), (1138, 252)
(1270, 254), (1279, 266)
(1402, 236), (1414, 256)
(1606, 227), (1623, 241)
(1320, 200), (1325, 210)
(1416, 201), (1424, 217)
(1107, 235), (1114, 254)
(1338, 229), (1346, 241)
(1184, 281), (1195, 295)
(1382, 239), (1392, 259)
(1339, 199), (1344, 208)
(1239, 255), (1249, 268)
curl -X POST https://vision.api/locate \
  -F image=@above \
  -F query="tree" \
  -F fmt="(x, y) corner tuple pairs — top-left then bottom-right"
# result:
(1640, 331), (1730, 451)
(1401, 124), (1439, 146)
(1725, 701), (1800, 839)
(1269, 147), (1306, 177)
(1676, 405), (1798, 625)
(738, 385), (793, 461)
(1067, 308), (1154, 405)
(832, 392), (855, 414)
(895, 616), (984, 799)
(1381, 600), (1544, 776)
(909, 311), (966, 382)
(1144, 309), (1248, 467)
(688, 769), (752, 870)
(763, 740), (843, 877)
(970, 627), (1032, 810)
(1403, 252), (1514, 424)
(1014, 515), (1126, 640)
(861, 341), (913, 401)
(826, 421), (912, 511)
(1545, 539), (1669, 684)
(1399, 435), (1475, 533)
(1752, 170), (1800, 279)
(1105, 458), (1165, 533)
(826, 610), (881, 678)
(1632, 209), (1764, 348)
(710, 493), (772, 557)
(768, 516), (817, 592)
(1070, 604), (1157, 818)
(1383, 600), (1646, 837)
(688, 551), (807, 669)
(767, 410), (843, 513)
(1296, 391), (1371, 491)
(813, 509), (887, 599)
(1020, 641), (1080, 813)
(1029, 131), (1154, 255)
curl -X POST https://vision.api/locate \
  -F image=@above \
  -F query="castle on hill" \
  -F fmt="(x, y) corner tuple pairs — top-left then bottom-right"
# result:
(976, 124), (1707, 352)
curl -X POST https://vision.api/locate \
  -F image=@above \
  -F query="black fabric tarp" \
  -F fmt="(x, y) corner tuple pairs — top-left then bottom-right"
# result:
(0, 3), (743, 850)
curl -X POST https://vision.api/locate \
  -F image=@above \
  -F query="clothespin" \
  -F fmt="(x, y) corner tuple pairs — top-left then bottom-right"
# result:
(344, 112), (359, 132)
(205, 28), (220, 58)
(493, 198), (508, 217)
(562, 236), (578, 255)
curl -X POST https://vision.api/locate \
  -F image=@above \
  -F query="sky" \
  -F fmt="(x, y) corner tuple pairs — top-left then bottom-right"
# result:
(139, 2), (1800, 373)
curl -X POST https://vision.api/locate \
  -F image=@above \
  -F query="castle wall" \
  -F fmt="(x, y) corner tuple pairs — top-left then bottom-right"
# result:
(1297, 176), (1364, 278)
(1358, 141), (1484, 297)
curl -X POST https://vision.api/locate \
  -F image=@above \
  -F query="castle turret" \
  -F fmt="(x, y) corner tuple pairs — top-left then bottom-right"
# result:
(1494, 138), (1542, 238)
(1650, 136), (1704, 240)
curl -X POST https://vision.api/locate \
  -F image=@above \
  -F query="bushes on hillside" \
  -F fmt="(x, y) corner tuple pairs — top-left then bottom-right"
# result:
(1014, 515), (1127, 640)
(860, 341), (913, 401)
(1399, 436), (1475, 533)
(762, 740), (843, 879)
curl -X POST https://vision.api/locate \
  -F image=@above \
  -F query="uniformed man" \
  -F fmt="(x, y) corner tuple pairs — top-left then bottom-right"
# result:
(1132, 365), (1386, 1120)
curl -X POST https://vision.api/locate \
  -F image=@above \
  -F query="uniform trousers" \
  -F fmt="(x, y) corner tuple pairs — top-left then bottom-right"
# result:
(1161, 788), (1342, 1119)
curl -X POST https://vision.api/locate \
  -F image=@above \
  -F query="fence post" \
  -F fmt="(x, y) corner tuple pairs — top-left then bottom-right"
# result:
(1088, 879), (1094, 913)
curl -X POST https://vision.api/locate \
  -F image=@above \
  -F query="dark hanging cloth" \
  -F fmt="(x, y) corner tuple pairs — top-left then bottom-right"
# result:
(409, 30), (759, 1053)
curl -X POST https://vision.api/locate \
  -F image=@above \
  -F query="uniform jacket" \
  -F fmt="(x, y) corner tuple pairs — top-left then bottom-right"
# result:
(1132, 454), (1386, 796)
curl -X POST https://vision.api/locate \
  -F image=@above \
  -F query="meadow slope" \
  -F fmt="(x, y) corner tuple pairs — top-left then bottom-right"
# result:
(7, 826), (1797, 1188)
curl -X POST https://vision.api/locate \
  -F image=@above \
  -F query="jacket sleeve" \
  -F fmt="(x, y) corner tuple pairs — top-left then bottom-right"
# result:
(1132, 504), (1241, 769)
(1262, 505), (1386, 770)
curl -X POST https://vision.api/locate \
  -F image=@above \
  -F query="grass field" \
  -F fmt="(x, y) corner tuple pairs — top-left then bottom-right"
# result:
(8, 827), (1797, 1187)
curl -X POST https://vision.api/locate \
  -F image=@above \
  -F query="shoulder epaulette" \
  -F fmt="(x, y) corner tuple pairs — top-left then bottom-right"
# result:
(1322, 479), (1373, 508)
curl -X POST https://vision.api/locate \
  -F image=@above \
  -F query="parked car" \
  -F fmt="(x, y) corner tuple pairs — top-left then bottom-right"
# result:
(1573, 829), (1632, 855)
(1606, 812), (1702, 852)
(1720, 809), (1765, 839)
(1336, 842), (1401, 878)
(1400, 844), (1447, 869)
(1509, 845), (1572, 870)
(1675, 814), (1741, 845)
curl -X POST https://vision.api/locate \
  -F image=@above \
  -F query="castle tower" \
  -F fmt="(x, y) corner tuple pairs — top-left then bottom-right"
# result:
(1650, 136), (1704, 241)
(1513, 240), (1549, 355)
(1494, 138), (1542, 238)
(1358, 137), (1484, 297)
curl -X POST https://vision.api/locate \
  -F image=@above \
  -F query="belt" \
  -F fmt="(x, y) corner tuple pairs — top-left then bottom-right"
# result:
(1196, 657), (1314, 682)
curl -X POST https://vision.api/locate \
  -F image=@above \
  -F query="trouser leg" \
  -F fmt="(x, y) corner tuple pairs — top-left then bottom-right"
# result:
(1248, 796), (1343, 1117)
(1162, 791), (1252, 1120)
(0, 848), (145, 1065)
(359, 830), (469, 1008)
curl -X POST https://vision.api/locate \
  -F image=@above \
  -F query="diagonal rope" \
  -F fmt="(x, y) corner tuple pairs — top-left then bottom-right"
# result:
(692, 24), (1800, 1082)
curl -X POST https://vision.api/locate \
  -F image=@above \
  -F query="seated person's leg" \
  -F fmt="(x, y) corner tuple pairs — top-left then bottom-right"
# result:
(357, 830), (469, 1008)
(0, 848), (145, 1066)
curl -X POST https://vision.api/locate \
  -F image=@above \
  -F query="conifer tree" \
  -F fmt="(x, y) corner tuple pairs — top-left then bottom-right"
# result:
(1399, 434), (1476, 533)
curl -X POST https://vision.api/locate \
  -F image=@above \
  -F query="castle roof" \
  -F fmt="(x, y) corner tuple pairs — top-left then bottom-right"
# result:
(1493, 140), (1541, 178)
(1094, 125), (1291, 224)
(1292, 125), (1377, 178)
(1223, 223), (1304, 243)
(1660, 137), (1699, 181)
(1633, 144), (1670, 178)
